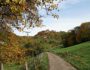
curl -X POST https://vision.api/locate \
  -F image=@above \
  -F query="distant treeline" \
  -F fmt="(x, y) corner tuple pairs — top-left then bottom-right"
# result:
(0, 22), (90, 70)
(0, 22), (90, 58)
(61, 22), (90, 47)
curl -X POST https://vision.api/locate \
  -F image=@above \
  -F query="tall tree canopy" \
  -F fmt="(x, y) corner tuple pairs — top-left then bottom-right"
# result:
(0, 0), (61, 31)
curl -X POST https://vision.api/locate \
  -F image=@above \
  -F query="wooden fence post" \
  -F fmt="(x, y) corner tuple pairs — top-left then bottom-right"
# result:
(0, 63), (4, 70)
(25, 61), (28, 70)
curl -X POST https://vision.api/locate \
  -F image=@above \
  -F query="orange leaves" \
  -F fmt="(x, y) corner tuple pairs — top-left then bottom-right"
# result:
(0, 0), (62, 31)
(0, 46), (25, 64)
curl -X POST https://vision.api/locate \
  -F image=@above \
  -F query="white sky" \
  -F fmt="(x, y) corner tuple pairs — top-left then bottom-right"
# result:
(14, 0), (90, 36)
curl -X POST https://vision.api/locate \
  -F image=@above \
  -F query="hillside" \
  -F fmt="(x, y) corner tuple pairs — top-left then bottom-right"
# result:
(51, 41), (90, 70)
(0, 23), (90, 70)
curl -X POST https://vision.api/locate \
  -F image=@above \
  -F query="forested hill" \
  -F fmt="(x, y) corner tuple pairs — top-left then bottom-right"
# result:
(0, 22), (90, 49)
(34, 22), (90, 47)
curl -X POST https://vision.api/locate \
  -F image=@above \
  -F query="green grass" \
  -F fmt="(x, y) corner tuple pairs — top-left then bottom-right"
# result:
(4, 52), (48, 70)
(51, 41), (90, 70)
(4, 64), (24, 70)
(28, 52), (49, 70)
(39, 53), (49, 70)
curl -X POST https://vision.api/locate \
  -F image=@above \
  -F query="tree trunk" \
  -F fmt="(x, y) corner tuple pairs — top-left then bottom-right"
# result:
(0, 63), (4, 70)
(25, 61), (28, 70)
(0, 63), (1, 70)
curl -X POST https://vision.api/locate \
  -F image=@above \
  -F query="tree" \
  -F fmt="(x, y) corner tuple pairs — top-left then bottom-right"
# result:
(0, 45), (25, 70)
(74, 26), (81, 43)
(61, 22), (90, 47)
(0, 0), (61, 31)
(24, 41), (43, 57)
(68, 30), (76, 46)
(80, 22), (90, 42)
(0, 1), (62, 70)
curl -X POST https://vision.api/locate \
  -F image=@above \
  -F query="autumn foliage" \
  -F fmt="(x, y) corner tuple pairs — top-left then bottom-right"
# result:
(61, 22), (90, 47)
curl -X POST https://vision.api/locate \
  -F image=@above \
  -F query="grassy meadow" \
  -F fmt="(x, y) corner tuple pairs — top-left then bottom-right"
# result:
(51, 41), (90, 70)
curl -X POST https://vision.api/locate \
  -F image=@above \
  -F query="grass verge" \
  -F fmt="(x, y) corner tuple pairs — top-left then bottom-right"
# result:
(4, 52), (49, 70)
(51, 41), (90, 70)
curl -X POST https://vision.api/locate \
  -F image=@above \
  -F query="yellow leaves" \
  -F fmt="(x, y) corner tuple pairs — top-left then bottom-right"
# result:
(11, 6), (18, 13)
(10, 5), (23, 15)
(19, 0), (26, 4)
(0, 46), (25, 64)
(45, 0), (53, 3)
(6, 0), (26, 4)
(6, 0), (26, 14)
(6, 0), (10, 3)
(0, 0), (62, 31)
(6, 0), (18, 3)
(12, 0), (19, 3)
(50, 4), (58, 9)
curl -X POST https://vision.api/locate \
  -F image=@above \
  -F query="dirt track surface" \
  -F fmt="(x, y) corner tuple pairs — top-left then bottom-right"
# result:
(47, 52), (77, 70)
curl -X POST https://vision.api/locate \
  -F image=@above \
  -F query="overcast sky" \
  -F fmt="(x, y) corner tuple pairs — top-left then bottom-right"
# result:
(14, 0), (90, 36)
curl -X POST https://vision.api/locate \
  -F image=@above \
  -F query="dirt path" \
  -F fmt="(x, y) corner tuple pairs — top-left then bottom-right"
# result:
(47, 52), (77, 70)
